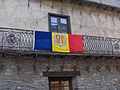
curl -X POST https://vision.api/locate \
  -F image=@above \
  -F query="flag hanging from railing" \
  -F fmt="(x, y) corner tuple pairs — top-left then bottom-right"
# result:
(33, 31), (52, 51)
(33, 31), (84, 53)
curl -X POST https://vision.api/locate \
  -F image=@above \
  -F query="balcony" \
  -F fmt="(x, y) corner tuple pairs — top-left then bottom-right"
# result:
(0, 27), (120, 57)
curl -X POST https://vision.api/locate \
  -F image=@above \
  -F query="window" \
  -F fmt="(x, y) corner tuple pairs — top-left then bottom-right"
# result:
(49, 77), (72, 90)
(49, 13), (71, 34)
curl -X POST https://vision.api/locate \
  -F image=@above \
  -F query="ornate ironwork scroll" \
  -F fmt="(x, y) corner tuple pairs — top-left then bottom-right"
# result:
(111, 38), (120, 54)
(83, 36), (113, 55)
(0, 28), (33, 51)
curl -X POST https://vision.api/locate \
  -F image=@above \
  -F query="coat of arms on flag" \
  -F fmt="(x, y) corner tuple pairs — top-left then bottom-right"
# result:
(54, 34), (67, 47)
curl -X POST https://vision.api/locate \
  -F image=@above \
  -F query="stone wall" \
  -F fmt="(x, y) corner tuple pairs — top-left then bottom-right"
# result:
(0, 56), (120, 90)
(0, 0), (120, 38)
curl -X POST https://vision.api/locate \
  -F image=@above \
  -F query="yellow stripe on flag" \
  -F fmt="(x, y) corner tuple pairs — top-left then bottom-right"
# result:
(52, 32), (70, 52)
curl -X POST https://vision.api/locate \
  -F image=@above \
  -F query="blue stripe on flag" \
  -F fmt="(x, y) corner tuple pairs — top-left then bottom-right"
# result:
(34, 31), (52, 51)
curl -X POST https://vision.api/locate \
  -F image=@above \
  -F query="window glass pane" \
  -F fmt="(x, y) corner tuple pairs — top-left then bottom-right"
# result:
(51, 87), (59, 90)
(61, 81), (69, 86)
(61, 87), (70, 90)
(60, 25), (68, 31)
(51, 81), (59, 90)
(60, 18), (68, 32)
(51, 81), (59, 86)
(59, 30), (68, 34)
(51, 17), (58, 23)
(51, 23), (58, 32)
(60, 18), (67, 24)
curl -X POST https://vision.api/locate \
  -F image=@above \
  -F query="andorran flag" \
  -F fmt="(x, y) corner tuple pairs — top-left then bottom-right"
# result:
(52, 32), (70, 52)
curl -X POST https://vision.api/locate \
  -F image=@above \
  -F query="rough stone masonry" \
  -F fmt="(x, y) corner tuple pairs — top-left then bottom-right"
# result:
(0, 56), (120, 90)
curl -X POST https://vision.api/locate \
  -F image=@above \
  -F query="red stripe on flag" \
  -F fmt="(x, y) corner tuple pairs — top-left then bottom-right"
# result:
(69, 34), (84, 52)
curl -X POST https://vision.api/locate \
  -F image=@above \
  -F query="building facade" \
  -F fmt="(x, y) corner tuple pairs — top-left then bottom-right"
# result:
(0, 0), (120, 90)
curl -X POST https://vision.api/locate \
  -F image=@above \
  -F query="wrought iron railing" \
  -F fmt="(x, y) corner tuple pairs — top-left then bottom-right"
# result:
(83, 36), (120, 55)
(0, 27), (33, 51)
(0, 27), (120, 56)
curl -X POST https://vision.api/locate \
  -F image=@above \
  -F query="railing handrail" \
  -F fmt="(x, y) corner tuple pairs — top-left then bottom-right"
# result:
(0, 27), (120, 39)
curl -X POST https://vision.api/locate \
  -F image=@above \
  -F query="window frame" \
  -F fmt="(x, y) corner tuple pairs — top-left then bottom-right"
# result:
(49, 77), (73, 90)
(48, 13), (71, 34)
